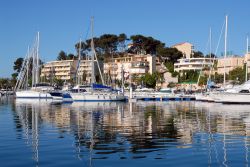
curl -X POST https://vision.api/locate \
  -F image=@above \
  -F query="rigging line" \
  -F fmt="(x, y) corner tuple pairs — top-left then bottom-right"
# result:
(74, 20), (92, 84)
(210, 19), (226, 81)
(215, 20), (226, 56)
(84, 21), (91, 42)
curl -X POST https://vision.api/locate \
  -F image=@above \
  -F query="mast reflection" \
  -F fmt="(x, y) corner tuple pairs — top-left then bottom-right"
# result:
(12, 100), (250, 166)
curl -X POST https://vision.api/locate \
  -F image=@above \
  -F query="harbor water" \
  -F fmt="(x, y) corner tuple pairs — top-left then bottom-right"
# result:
(1, 97), (250, 166)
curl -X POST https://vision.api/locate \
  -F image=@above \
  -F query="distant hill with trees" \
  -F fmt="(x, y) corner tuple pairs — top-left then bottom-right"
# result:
(9, 33), (229, 89)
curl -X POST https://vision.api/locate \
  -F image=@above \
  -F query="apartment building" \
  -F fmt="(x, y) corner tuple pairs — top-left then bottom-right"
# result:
(41, 58), (103, 84)
(172, 42), (194, 58)
(217, 56), (244, 74)
(174, 57), (214, 72)
(103, 54), (156, 82)
(40, 60), (77, 81)
(245, 53), (250, 73)
(76, 59), (102, 84)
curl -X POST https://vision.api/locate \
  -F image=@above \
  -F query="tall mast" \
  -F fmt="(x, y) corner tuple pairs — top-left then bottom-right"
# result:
(77, 38), (82, 85)
(247, 35), (249, 54)
(90, 17), (95, 85)
(246, 36), (249, 82)
(36, 32), (40, 85)
(207, 27), (212, 89)
(223, 15), (228, 88)
(209, 27), (212, 59)
(26, 46), (30, 90)
(111, 52), (115, 88)
(90, 17), (104, 85)
(121, 65), (124, 94)
(32, 46), (35, 87)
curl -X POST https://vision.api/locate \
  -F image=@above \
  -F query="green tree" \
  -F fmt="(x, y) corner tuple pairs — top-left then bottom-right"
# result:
(54, 78), (64, 87)
(179, 70), (199, 83)
(198, 75), (208, 86)
(57, 51), (67, 60)
(205, 53), (216, 58)
(74, 34), (126, 61)
(117, 33), (128, 52)
(75, 41), (89, 57)
(129, 35), (164, 55)
(164, 62), (179, 77)
(13, 58), (24, 73)
(141, 73), (156, 88)
(98, 34), (119, 53)
(212, 72), (224, 84)
(157, 47), (183, 63)
(0, 78), (12, 89)
(228, 67), (245, 84)
(67, 53), (76, 60)
(192, 51), (204, 58)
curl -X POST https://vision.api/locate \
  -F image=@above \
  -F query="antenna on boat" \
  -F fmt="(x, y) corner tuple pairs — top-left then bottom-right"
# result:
(223, 15), (228, 89)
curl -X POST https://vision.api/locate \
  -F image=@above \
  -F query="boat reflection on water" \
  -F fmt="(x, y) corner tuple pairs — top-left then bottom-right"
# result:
(14, 99), (42, 166)
(15, 98), (63, 106)
(12, 100), (250, 166)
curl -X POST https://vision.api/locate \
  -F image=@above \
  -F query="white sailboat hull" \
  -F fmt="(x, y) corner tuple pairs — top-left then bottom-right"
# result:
(16, 90), (52, 99)
(70, 92), (126, 101)
(195, 93), (210, 101)
(216, 93), (250, 104)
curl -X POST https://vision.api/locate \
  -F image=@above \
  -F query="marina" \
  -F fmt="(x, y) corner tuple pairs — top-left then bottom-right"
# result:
(1, 97), (250, 166)
(1, 1), (250, 166)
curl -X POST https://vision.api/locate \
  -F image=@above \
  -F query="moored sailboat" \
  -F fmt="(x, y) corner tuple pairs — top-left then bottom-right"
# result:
(70, 17), (126, 102)
(15, 32), (53, 99)
(215, 36), (250, 104)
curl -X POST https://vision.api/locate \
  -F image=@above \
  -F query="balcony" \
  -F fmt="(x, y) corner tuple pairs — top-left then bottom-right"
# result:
(130, 68), (146, 74)
(131, 62), (148, 68)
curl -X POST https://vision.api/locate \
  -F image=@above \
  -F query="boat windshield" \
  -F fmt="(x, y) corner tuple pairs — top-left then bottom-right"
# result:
(159, 89), (172, 93)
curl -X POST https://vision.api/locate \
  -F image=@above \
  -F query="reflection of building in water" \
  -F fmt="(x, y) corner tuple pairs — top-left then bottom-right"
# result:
(15, 100), (250, 139)
(13, 99), (250, 165)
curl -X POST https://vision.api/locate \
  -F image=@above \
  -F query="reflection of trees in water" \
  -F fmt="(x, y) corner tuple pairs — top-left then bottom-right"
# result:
(11, 100), (250, 164)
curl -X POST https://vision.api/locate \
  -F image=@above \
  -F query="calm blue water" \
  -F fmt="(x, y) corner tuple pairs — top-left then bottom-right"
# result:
(1, 97), (250, 167)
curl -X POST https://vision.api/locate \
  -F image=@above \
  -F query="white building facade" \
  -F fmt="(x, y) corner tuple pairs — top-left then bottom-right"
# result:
(104, 54), (156, 83)
(174, 58), (214, 72)
(41, 60), (77, 81)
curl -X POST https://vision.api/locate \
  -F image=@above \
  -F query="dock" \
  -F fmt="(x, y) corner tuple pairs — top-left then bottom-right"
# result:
(127, 95), (195, 102)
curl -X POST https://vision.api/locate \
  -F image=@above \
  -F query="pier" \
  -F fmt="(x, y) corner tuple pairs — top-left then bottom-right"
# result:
(128, 95), (195, 102)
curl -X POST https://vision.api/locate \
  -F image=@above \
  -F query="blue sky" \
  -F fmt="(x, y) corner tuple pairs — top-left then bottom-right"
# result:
(0, 0), (249, 77)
